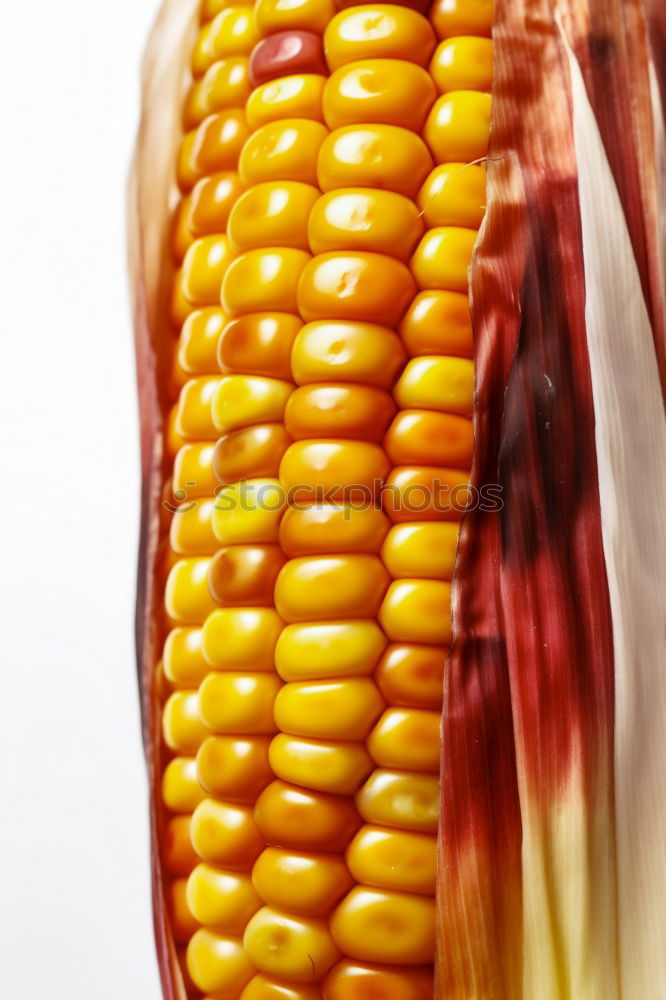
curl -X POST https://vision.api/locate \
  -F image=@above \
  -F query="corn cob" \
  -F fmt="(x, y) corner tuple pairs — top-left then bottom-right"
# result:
(131, 0), (666, 998)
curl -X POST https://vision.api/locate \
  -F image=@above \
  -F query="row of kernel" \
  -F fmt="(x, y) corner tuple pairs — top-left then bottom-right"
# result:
(192, 1), (338, 996)
(306, 7), (440, 992)
(227, 3), (356, 997)
(162, 3), (267, 997)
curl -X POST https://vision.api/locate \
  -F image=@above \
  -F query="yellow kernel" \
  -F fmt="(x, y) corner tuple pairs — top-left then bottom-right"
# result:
(247, 75), (326, 129)
(394, 356), (474, 416)
(323, 961), (433, 1000)
(195, 8), (259, 77)
(199, 672), (281, 734)
(255, 0), (336, 34)
(170, 497), (217, 556)
(381, 522), (459, 580)
(211, 375), (293, 433)
(279, 504), (389, 557)
(187, 929), (255, 997)
(430, 36), (493, 93)
(162, 691), (208, 754)
(297, 252), (415, 326)
(191, 798), (265, 867)
(317, 124), (432, 198)
(241, 974), (323, 1000)
(346, 825), (436, 895)
(252, 848), (353, 916)
(168, 878), (200, 944)
(423, 90), (491, 163)
(164, 628), (209, 687)
(375, 643), (445, 709)
(274, 678), (384, 740)
(202, 607), (283, 670)
(379, 579), (452, 644)
(222, 248), (311, 314)
(172, 196), (194, 263)
(178, 308), (227, 375)
(431, 0), (494, 39)
(356, 769), (439, 832)
(187, 864), (262, 930)
(162, 757), (207, 812)
(164, 815), (200, 875)
(173, 443), (218, 499)
(201, 56), (251, 114)
(228, 182), (320, 251)
(243, 907), (340, 983)
(191, 109), (249, 177)
(240, 119), (329, 185)
(197, 735), (273, 801)
(189, 171), (246, 236)
(323, 60), (436, 132)
(212, 480), (286, 545)
(308, 188), (423, 261)
(174, 376), (220, 441)
(255, 780), (361, 852)
(269, 734), (374, 794)
(410, 226), (477, 293)
(275, 621), (386, 681)
(165, 558), (218, 625)
(417, 161), (486, 229)
(330, 887), (435, 964)
(275, 556), (389, 623)
(291, 320), (405, 388)
(279, 440), (390, 500)
(324, 6), (436, 70)
(368, 708), (441, 773)
(183, 79), (209, 129)
(177, 131), (199, 192)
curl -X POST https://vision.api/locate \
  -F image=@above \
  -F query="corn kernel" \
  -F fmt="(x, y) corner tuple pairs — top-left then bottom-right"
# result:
(169, 878), (200, 945)
(308, 188), (423, 261)
(410, 226), (477, 293)
(274, 678), (384, 740)
(381, 521), (459, 580)
(201, 8), (260, 73)
(164, 815), (200, 875)
(424, 90), (491, 163)
(212, 479), (286, 544)
(252, 848), (353, 916)
(255, 0), (336, 34)
(275, 555), (389, 622)
(323, 60), (436, 132)
(165, 557), (218, 624)
(183, 80), (209, 130)
(250, 31), (328, 87)
(244, 907), (340, 982)
(192, 110), (250, 176)
(163, 691), (208, 754)
(172, 196), (194, 262)
(201, 56), (252, 114)
(346, 825), (436, 895)
(222, 248), (312, 314)
(279, 504), (389, 556)
(356, 769), (439, 832)
(170, 497), (217, 556)
(202, 607), (283, 669)
(383, 466), (470, 523)
(323, 960), (433, 1000)
(285, 383), (395, 441)
(164, 627), (210, 687)
(213, 424), (291, 483)
(275, 620), (386, 681)
(298, 252), (415, 326)
(330, 887), (435, 964)
(380, 579), (452, 644)
(395, 355), (474, 415)
(163, 757), (207, 812)
(208, 545), (286, 606)
(317, 124), (432, 197)
(187, 864), (262, 930)
(430, 35), (493, 94)
(324, 6), (436, 70)
(197, 735), (273, 800)
(174, 376), (220, 440)
(211, 375), (293, 433)
(191, 798), (265, 866)
(256, 780), (360, 851)
(241, 974), (323, 1000)
(173, 443), (219, 499)
(431, 0), (493, 39)
(247, 75), (327, 129)
(291, 320), (405, 388)
(199, 672), (281, 733)
(201, 0), (254, 24)
(375, 643), (445, 709)
(219, 312), (301, 380)
(270, 733), (374, 793)
(178, 309), (227, 374)
(187, 929), (255, 997)
(279, 440), (390, 501)
(189, 172), (246, 236)
(384, 409), (473, 468)
(177, 131), (200, 193)
(417, 161), (486, 230)
(240, 119), (329, 185)
(399, 290), (473, 360)
(368, 708), (441, 772)
(228, 182), (320, 251)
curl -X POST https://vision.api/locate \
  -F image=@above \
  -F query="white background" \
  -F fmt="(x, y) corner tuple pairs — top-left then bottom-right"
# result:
(0, 1), (163, 996)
